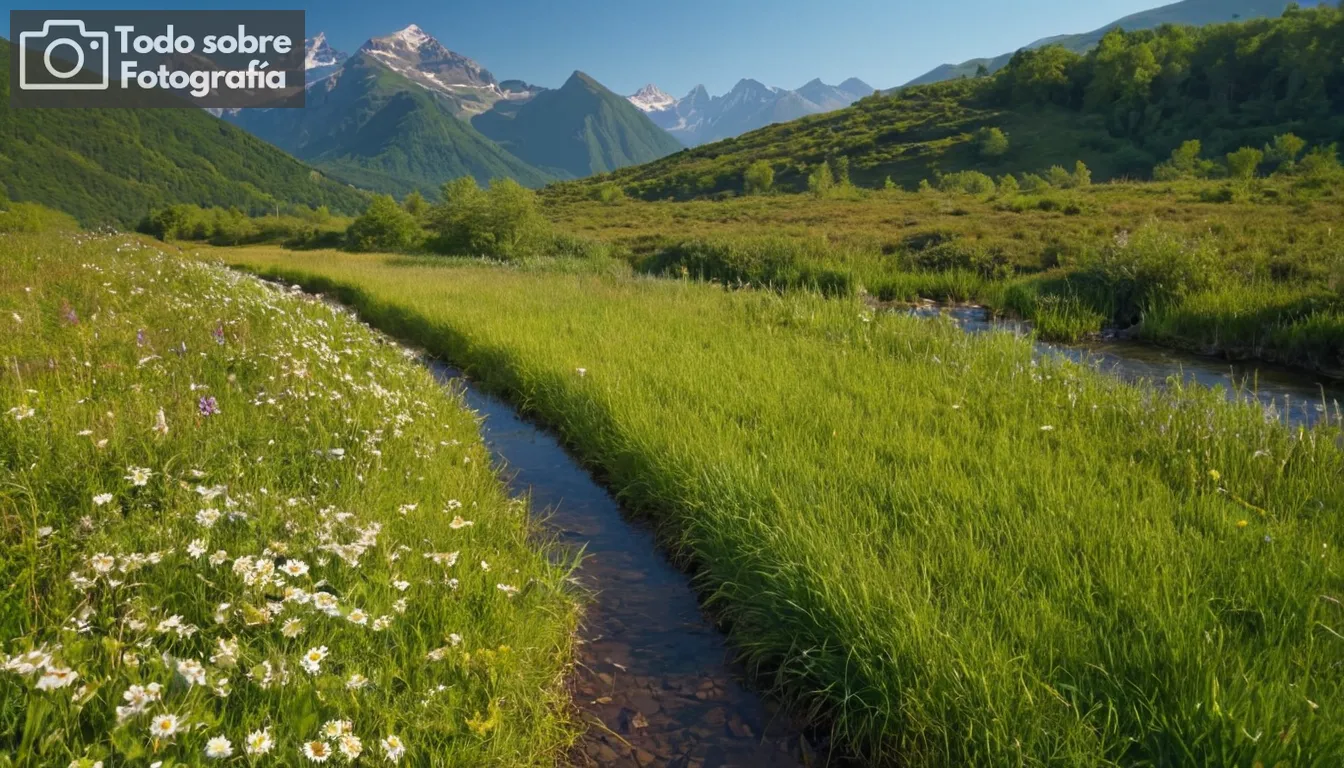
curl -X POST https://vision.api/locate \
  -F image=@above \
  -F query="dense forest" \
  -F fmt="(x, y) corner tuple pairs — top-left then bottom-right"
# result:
(556, 3), (1344, 200)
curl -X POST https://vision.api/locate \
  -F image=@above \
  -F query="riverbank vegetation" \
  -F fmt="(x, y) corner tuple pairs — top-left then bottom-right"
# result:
(232, 245), (1344, 766)
(0, 233), (580, 766)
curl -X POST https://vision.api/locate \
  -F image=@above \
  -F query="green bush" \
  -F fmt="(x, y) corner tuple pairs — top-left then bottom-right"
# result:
(937, 170), (996, 195)
(1079, 227), (1221, 323)
(744, 161), (775, 195)
(346, 194), (420, 252)
(426, 177), (550, 260)
(643, 237), (855, 297)
(976, 126), (1010, 158)
(1226, 147), (1264, 180)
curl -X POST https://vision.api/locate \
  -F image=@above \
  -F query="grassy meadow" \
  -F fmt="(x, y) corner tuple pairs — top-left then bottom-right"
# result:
(231, 246), (1344, 766)
(0, 233), (580, 766)
(542, 181), (1344, 375)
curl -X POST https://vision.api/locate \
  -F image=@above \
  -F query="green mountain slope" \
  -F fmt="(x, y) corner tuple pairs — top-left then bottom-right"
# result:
(473, 72), (684, 180)
(555, 5), (1344, 200)
(229, 53), (553, 198)
(0, 39), (367, 226)
(903, 0), (1327, 86)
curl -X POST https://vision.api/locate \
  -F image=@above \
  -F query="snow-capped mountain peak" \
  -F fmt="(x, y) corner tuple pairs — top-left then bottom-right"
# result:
(627, 84), (676, 113)
(305, 32), (347, 70)
(357, 24), (503, 115)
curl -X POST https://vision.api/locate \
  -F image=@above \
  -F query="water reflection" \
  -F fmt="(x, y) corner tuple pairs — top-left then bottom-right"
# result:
(905, 304), (1342, 429)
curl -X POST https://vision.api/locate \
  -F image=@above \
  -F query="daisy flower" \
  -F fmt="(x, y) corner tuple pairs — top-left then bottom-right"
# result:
(282, 559), (310, 577)
(346, 609), (368, 626)
(322, 719), (353, 739)
(381, 735), (405, 762)
(204, 736), (233, 759)
(149, 714), (181, 740)
(302, 741), (332, 762)
(125, 466), (152, 486)
(448, 516), (473, 530)
(301, 646), (328, 675)
(245, 728), (274, 756)
(281, 618), (305, 638)
(338, 734), (363, 760)
(36, 667), (79, 691)
(92, 493), (113, 506)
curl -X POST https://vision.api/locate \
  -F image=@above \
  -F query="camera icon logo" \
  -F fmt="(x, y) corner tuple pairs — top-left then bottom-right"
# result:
(18, 20), (110, 91)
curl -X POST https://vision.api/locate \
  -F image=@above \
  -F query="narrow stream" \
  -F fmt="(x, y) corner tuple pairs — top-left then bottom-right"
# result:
(428, 364), (815, 768)
(906, 304), (1343, 429)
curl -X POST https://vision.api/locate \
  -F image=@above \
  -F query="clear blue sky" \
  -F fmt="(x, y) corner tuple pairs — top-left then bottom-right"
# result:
(3, 0), (1162, 94)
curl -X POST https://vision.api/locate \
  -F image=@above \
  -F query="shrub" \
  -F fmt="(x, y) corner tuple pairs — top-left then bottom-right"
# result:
(426, 178), (549, 260)
(1079, 227), (1220, 323)
(643, 237), (855, 297)
(996, 174), (1020, 194)
(1019, 173), (1051, 193)
(976, 126), (1010, 158)
(595, 182), (627, 205)
(1226, 147), (1264, 180)
(1072, 160), (1092, 187)
(346, 194), (419, 252)
(744, 161), (775, 195)
(808, 162), (835, 197)
(1264, 133), (1306, 172)
(1045, 165), (1075, 188)
(937, 170), (996, 195)
(402, 190), (429, 219)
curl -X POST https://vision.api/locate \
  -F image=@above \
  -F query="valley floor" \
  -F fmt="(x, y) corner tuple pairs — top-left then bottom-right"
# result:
(230, 245), (1344, 766)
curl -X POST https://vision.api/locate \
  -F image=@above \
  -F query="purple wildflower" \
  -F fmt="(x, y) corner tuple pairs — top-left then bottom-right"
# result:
(212, 323), (226, 345)
(198, 396), (220, 417)
(60, 301), (78, 325)
(136, 329), (146, 347)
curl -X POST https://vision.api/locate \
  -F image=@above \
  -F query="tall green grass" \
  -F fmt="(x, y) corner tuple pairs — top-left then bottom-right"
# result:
(234, 246), (1344, 767)
(0, 235), (579, 766)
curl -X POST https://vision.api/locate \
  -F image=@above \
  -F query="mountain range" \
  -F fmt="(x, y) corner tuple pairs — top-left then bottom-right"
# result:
(228, 25), (682, 197)
(627, 77), (874, 146)
(902, 0), (1327, 87)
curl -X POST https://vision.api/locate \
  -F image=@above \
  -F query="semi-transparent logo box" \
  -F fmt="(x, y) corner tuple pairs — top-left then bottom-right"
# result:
(9, 10), (305, 108)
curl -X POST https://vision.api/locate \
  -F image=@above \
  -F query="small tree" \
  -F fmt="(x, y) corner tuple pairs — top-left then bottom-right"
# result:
(1045, 165), (1075, 188)
(883, 176), (898, 191)
(1153, 139), (1213, 180)
(1226, 147), (1264, 180)
(975, 63), (990, 78)
(402, 190), (429, 219)
(808, 162), (835, 197)
(831, 156), (852, 187)
(428, 177), (488, 253)
(1072, 161), (1092, 187)
(595, 182), (627, 205)
(997, 174), (1020, 194)
(976, 127), (1010, 158)
(1265, 133), (1307, 172)
(346, 195), (419, 251)
(1020, 173), (1051, 193)
(483, 179), (550, 260)
(744, 161), (775, 195)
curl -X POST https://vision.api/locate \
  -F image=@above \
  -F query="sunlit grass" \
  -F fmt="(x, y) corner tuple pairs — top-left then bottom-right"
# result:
(233, 246), (1344, 766)
(0, 234), (580, 766)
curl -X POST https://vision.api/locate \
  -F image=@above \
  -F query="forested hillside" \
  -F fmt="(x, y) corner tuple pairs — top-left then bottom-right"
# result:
(0, 40), (368, 225)
(556, 4), (1344, 200)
